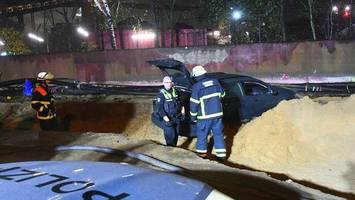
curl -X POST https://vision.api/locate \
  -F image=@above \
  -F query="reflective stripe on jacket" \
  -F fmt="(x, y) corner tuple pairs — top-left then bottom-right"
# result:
(190, 77), (225, 120)
(155, 87), (181, 118)
(31, 85), (56, 120)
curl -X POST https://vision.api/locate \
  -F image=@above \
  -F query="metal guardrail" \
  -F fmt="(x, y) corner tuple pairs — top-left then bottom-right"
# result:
(0, 78), (160, 97)
(273, 82), (355, 95)
(0, 79), (354, 97)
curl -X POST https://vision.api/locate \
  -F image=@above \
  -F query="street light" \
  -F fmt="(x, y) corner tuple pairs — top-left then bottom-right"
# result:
(330, 5), (340, 40)
(231, 9), (243, 44)
(0, 39), (4, 46)
(343, 4), (352, 37)
(330, 4), (352, 39)
(77, 26), (89, 37)
(345, 5), (351, 12)
(28, 33), (44, 42)
(332, 5), (339, 14)
(232, 10), (242, 21)
(343, 5), (351, 18)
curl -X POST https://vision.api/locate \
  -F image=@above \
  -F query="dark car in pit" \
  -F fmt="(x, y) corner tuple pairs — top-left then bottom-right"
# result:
(148, 58), (296, 129)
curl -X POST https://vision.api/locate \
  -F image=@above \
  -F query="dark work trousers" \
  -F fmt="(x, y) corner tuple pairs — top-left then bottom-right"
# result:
(39, 117), (58, 131)
(163, 123), (179, 146)
(196, 118), (226, 157)
(152, 114), (180, 146)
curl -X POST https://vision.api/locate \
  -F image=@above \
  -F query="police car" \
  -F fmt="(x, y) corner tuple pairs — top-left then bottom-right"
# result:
(149, 58), (296, 123)
(0, 161), (232, 200)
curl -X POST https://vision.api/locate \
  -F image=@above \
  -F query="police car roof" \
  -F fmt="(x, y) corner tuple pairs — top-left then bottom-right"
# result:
(0, 161), (214, 200)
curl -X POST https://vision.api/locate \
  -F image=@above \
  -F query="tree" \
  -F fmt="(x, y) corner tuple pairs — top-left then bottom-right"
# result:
(169, 0), (176, 47)
(279, 0), (287, 41)
(204, 0), (229, 36)
(0, 27), (30, 55)
(94, 0), (117, 49)
(231, 0), (283, 43)
(93, 0), (152, 49)
(296, 0), (317, 40)
(50, 7), (80, 52)
(299, 0), (318, 40)
(151, 0), (161, 47)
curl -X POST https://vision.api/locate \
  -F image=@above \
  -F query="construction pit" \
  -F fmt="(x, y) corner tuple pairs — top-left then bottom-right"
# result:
(0, 94), (355, 200)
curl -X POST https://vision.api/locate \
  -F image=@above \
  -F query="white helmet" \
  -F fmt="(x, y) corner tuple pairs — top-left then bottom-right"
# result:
(192, 65), (207, 77)
(37, 72), (54, 80)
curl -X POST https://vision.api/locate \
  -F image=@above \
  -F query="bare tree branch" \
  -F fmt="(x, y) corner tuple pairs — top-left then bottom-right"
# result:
(300, 1), (308, 11)
(70, 7), (79, 22)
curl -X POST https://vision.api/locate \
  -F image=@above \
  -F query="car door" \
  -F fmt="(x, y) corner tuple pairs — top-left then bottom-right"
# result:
(219, 78), (243, 123)
(239, 81), (277, 119)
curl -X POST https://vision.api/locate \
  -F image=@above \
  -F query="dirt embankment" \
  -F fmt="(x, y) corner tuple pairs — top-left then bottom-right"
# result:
(0, 95), (164, 141)
(0, 95), (238, 151)
(230, 95), (355, 195)
(1, 94), (355, 198)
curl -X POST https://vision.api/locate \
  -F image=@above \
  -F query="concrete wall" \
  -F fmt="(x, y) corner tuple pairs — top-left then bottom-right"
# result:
(1, 41), (355, 83)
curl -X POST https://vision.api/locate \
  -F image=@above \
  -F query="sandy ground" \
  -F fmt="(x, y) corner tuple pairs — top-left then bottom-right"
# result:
(0, 94), (353, 199)
(0, 130), (343, 200)
(230, 95), (355, 195)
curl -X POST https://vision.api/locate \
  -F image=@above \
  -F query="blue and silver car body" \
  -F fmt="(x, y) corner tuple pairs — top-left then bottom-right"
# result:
(0, 161), (232, 200)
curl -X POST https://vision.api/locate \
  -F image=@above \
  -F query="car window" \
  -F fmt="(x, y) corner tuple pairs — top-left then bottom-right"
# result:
(242, 82), (269, 96)
(164, 68), (185, 76)
(220, 78), (243, 98)
(162, 68), (192, 88)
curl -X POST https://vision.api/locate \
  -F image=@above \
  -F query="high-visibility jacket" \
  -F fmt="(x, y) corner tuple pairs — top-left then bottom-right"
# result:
(155, 87), (181, 118)
(190, 76), (225, 120)
(31, 84), (56, 120)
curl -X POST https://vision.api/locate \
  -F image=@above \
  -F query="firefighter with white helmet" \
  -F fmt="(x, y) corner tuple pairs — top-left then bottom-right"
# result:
(31, 72), (57, 131)
(190, 65), (227, 161)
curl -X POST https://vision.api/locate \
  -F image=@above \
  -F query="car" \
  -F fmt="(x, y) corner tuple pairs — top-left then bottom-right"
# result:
(149, 58), (296, 128)
(0, 160), (232, 200)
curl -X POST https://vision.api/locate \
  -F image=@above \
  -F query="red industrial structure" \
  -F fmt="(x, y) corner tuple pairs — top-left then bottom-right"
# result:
(97, 29), (208, 50)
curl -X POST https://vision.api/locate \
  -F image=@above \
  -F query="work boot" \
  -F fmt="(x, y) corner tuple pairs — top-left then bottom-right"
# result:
(216, 156), (226, 163)
(197, 153), (208, 159)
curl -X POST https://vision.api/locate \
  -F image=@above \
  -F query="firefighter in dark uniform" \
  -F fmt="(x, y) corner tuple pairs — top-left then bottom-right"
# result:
(152, 76), (185, 146)
(189, 65), (226, 161)
(31, 72), (57, 131)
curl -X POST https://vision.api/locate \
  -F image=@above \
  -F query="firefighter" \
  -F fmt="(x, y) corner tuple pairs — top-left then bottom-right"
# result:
(31, 72), (57, 131)
(189, 65), (226, 161)
(152, 76), (185, 146)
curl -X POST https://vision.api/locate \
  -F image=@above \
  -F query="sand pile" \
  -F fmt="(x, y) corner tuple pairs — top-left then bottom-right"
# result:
(230, 95), (355, 194)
